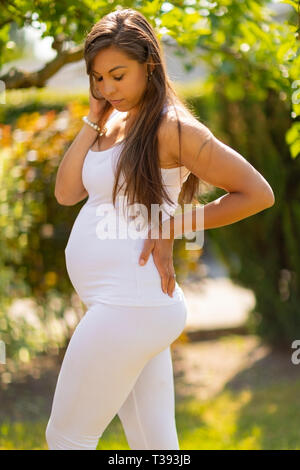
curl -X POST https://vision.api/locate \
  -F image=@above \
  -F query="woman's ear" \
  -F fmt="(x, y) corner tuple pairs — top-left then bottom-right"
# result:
(146, 59), (155, 78)
(149, 58), (155, 75)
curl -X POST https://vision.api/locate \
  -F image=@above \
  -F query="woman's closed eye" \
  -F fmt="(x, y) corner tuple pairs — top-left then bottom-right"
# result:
(96, 76), (124, 82)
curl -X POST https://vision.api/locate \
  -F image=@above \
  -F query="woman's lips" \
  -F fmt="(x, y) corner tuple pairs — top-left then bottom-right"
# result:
(111, 99), (123, 104)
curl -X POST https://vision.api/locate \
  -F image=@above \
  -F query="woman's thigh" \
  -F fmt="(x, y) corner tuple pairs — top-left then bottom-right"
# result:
(45, 301), (187, 450)
(118, 345), (180, 450)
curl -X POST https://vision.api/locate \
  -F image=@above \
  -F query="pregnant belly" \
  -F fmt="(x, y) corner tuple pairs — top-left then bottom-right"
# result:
(65, 224), (139, 291)
(64, 203), (182, 306)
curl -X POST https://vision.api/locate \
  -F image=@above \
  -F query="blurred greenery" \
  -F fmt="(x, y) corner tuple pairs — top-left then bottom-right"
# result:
(0, 90), (90, 375)
(1, 0), (299, 96)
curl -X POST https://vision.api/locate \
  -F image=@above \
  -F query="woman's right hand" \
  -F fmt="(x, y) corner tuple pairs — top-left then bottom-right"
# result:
(88, 86), (110, 122)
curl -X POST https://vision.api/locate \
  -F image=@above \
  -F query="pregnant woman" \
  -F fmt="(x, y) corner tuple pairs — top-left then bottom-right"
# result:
(46, 9), (275, 450)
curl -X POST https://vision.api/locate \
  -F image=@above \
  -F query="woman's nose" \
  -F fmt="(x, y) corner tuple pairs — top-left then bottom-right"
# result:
(103, 85), (117, 96)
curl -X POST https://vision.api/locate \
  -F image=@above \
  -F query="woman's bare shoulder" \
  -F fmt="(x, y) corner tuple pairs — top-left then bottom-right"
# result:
(158, 104), (202, 166)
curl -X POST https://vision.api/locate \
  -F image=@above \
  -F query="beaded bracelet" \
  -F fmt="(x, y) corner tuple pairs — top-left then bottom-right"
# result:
(82, 116), (107, 136)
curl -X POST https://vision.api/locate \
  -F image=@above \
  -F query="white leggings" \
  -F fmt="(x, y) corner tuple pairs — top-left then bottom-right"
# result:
(45, 300), (187, 450)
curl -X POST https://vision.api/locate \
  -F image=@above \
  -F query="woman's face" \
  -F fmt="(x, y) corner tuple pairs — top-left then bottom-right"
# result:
(91, 45), (150, 115)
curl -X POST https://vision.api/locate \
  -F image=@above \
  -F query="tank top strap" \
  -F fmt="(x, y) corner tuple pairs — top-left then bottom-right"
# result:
(107, 108), (119, 122)
(162, 102), (169, 115)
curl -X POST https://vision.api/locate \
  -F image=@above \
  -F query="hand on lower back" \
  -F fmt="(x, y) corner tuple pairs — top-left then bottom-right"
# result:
(138, 234), (176, 297)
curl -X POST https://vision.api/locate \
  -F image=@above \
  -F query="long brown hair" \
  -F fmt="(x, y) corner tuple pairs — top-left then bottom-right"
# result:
(84, 8), (203, 229)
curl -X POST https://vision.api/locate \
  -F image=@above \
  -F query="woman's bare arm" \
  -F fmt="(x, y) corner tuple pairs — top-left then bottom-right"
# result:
(55, 87), (111, 206)
(160, 111), (275, 238)
(54, 110), (100, 206)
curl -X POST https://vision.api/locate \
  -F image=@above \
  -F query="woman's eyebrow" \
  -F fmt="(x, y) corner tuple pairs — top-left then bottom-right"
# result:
(92, 66), (128, 75)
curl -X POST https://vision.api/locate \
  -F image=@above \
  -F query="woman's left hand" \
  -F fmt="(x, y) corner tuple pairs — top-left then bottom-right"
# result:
(138, 230), (176, 297)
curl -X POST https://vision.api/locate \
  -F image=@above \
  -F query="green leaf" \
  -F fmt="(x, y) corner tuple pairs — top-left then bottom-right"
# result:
(280, 0), (299, 11)
(290, 140), (300, 159)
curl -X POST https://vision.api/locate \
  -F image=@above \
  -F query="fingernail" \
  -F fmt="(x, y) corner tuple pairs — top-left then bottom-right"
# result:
(139, 259), (145, 265)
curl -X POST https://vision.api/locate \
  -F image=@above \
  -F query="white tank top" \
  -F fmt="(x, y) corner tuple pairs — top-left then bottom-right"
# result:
(85, 103), (191, 221)
(64, 103), (191, 307)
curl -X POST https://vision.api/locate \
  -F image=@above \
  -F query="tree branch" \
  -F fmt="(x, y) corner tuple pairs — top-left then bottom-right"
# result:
(1, 42), (85, 89)
(0, 18), (14, 28)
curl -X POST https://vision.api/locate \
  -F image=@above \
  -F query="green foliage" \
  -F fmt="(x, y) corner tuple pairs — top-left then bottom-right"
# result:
(188, 82), (299, 348)
(0, 0), (110, 70)
(1, 2), (299, 156)
(171, 0), (300, 348)
(0, 91), (88, 301)
(0, 90), (91, 373)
